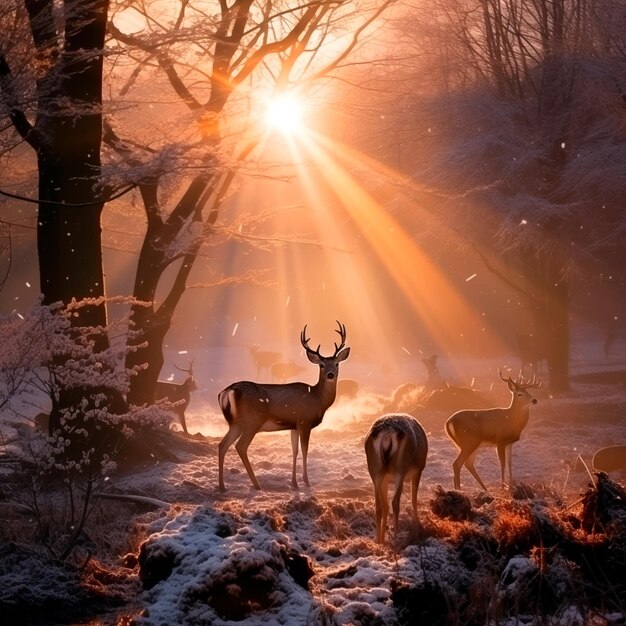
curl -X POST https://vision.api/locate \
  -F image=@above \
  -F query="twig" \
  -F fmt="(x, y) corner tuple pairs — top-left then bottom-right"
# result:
(578, 454), (596, 487)
(93, 492), (171, 509)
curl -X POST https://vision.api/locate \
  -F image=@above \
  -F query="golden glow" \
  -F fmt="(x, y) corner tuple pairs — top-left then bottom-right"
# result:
(255, 122), (510, 374)
(265, 93), (306, 135)
(199, 97), (516, 390)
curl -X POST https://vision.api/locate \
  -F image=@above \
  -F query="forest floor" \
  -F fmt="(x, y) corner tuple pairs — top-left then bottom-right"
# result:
(1, 350), (626, 625)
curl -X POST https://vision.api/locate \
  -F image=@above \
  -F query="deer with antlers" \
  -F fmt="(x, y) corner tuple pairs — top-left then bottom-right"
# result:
(218, 321), (350, 491)
(365, 414), (428, 543)
(445, 371), (541, 491)
(155, 361), (197, 434)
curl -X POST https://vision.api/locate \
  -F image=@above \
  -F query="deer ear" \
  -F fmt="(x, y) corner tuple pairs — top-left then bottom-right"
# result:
(306, 351), (323, 365)
(336, 347), (350, 362)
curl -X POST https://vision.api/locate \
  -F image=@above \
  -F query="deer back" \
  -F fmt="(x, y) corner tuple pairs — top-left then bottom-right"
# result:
(155, 380), (180, 402)
(365, 414), (428, 477)
(446, 403), (531, 445)
(221, 380), (334, 428)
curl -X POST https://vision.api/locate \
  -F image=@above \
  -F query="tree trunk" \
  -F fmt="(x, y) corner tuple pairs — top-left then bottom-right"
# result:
(125, 176), (208, 407)
(36, 0), (109, 322)
(31, 0), (113, 432)
(525, 257), (570, 393)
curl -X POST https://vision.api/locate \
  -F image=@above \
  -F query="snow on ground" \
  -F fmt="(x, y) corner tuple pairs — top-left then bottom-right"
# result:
(2, 341), (626, 625)
(95, 345), (626, 626)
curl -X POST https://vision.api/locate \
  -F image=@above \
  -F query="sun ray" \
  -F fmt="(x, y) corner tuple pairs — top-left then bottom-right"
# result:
(290, 131), (509, 371)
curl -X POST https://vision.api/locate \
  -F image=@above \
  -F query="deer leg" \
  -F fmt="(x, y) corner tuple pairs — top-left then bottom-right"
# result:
(411, 470), (422, 521)
(496, 443), (507, 486)
(234, 430), (262, 490)
(290, 429), (300, 489)
(377, 475), (390, 543)
(391, 474), (405, 534)
(218, 424), (242, 491)
(373, 477), (384, 543)
(452, 452), (463, 490)
(506, 443), (513, 484)
(464, 449), (489, 492)
(299, 427), (312, 487)
(452, 443), (479, 490)
(179, 408), (189, 435)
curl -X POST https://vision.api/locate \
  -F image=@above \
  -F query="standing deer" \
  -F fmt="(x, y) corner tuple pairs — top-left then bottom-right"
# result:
(155, 362), (197, 434)
(218, 321), (350, 491)
(445, 371), (541, 491)
(248, 345), (281, 379)
(364, 414), (428, 543)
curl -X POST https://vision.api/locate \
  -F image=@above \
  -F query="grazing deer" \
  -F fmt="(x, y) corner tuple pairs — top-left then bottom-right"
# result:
(248, 345), (281, 379)
(270, 360), (306, 383)
(364, 414), (428, 543)
(218, 321), (350, 491)
(155, 361), (197, 434)
(445, 372), (541, 491)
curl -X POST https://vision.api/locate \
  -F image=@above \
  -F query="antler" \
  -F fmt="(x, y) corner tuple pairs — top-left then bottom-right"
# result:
(301, 322), (347, 358)
(300, 325), (323, 359)
(333, 320), (347, 356)
(498, 369), (513, 383)
(499, 369), (542, 389)
(515, 373), (542, 389)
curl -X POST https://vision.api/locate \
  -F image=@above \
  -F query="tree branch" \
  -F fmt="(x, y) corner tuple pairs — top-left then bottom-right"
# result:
(473, 243), (536, 303)
(107, 21), (202, 111)
(0, 53), (39, 148)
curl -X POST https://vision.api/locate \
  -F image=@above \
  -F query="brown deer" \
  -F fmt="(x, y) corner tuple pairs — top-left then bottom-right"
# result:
(364, 414), (428, 543)
(445, 371), (541, 491)
(248, 345), (281, 379)
(155, 361), (197, 434)
(218, 321), (350, 490)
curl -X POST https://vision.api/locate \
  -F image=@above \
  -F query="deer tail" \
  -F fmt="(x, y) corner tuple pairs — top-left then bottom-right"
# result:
(218, 388), (237, 424)
(379, 431), (400, 468)
(445, 419), (459, 446)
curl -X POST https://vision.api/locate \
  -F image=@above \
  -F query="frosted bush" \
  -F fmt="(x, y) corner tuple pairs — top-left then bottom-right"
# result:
(0, 298), (168, 559)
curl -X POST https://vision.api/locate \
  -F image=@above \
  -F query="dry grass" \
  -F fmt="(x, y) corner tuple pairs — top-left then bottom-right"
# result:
(2, 460), (625, 626)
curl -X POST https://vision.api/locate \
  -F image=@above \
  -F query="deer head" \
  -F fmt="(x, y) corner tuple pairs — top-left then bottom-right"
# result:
(300, 320), (350, 382)
(175, 360), (197, 391)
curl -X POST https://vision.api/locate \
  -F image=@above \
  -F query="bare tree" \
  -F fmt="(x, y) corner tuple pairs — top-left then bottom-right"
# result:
(0, 1), (396, 425)
(103, 0), (395, 405)
(363, 0), (626, 391)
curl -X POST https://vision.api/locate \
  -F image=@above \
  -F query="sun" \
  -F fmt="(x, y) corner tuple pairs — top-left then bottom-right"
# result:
(265, 92), (306, 135)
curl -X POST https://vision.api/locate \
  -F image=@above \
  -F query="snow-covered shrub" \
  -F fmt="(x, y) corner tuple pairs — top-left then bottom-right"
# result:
(135, 506), (317, 625)
(0, 299), (170, 559)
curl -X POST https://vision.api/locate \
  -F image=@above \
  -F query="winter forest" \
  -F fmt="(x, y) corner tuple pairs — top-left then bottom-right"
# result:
(1, 0), (626, 624)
